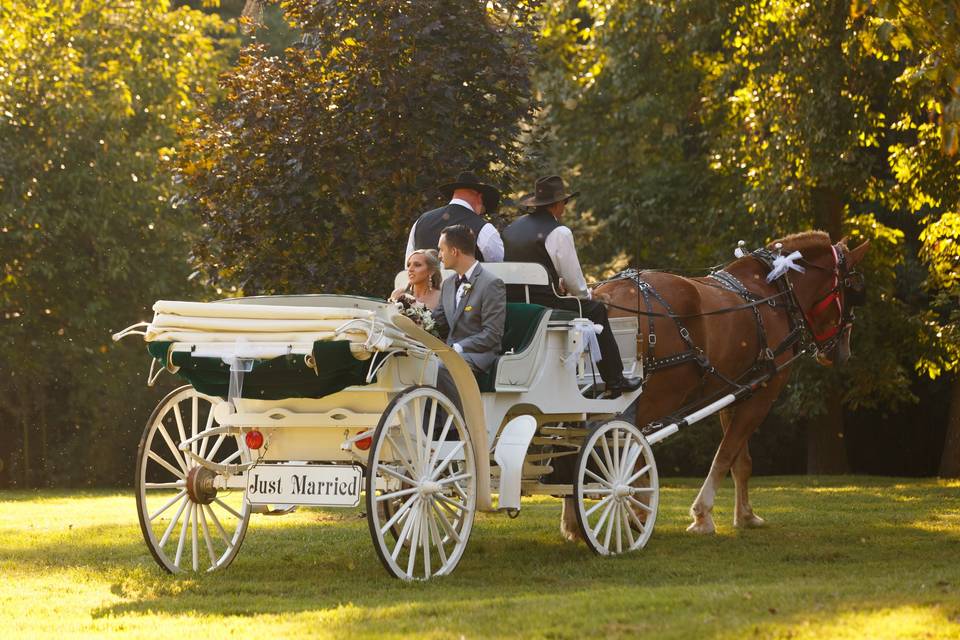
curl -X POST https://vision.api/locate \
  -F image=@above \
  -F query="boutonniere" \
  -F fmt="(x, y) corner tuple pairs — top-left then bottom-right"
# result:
(462, 283), (473, 294)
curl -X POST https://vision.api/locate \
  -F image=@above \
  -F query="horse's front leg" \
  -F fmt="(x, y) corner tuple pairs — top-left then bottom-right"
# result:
(688, 406), (760, 534)
(732, 441), (765, 528)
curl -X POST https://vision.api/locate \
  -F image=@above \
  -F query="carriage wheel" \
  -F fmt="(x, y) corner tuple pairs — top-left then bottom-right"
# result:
(366, 385), (477, 580)
(574, 420), (659, 556)
(135, 385), (252, 573)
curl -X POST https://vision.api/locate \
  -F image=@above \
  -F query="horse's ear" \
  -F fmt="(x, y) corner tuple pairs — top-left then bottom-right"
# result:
(848, 240), (870, 266)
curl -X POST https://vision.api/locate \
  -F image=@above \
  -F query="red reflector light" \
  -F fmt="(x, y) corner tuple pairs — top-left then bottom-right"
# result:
(245, 430), (264, 450)
(355, 436), (372, 451)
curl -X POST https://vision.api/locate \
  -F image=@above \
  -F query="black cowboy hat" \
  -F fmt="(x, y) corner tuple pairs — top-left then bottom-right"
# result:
(437, 170), (502, 213)
(516, 175), (579, 208)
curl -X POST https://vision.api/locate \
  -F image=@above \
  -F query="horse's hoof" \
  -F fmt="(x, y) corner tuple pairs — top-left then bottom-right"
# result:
(561, 528), (583, 543)
(686, 520), (716, 534)
(735, 514), (766, 529)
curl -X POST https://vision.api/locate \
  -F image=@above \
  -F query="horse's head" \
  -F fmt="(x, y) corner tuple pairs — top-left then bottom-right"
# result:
(775, 232), (869, 366)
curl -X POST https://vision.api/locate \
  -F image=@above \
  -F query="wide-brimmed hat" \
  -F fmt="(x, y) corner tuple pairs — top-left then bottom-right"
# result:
(437, 170), (501, 212)
(516, 175), (579, 208)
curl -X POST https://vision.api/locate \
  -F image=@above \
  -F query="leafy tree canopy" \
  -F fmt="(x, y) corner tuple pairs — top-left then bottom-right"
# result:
(179, 0), (539, 297)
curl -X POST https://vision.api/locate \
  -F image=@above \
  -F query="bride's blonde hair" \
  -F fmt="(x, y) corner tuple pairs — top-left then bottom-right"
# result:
(408, 249), (442, 291)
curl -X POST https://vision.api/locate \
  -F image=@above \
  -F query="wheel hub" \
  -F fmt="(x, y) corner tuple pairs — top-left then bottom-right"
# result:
(613, 484), (632, 499)
(186, 466), (218, 505)
(419, 480), (441, 496)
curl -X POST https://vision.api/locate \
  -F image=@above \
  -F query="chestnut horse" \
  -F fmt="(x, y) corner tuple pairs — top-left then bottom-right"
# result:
(560, 231), (869, 538)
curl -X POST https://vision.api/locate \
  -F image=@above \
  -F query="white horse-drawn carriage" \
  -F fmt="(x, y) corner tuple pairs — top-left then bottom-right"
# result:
(116, 263), (710, 580)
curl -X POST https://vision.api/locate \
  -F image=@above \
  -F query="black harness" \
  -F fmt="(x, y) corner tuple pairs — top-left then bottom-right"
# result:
(604, 244), (865, 394)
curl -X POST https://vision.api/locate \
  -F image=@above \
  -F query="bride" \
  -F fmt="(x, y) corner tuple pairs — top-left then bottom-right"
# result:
(390, 249), (442, 311)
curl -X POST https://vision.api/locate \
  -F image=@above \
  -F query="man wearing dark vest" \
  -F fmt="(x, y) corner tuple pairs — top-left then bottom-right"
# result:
(406, 171), (504, 264)
(503, 175), (641, 395)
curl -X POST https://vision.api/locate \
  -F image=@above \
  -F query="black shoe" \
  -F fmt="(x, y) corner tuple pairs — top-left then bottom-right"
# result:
(606, 377), (642, 396)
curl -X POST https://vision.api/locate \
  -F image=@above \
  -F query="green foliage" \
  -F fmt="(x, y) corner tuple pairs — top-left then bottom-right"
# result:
(179, 0), (539, 297)
(0, 0), (234, 486)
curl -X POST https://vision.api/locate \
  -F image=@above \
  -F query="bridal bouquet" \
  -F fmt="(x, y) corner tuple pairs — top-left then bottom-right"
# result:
(392, 294), (439, 337)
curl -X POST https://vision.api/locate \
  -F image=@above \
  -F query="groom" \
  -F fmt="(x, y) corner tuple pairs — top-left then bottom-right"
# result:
(432, 224), (506, 406)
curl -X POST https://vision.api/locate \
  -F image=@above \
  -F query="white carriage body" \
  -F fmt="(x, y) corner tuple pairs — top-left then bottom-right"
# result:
(122, 263), (658, 578)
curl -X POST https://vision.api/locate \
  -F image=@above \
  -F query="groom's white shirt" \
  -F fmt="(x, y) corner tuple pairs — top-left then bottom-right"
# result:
(404, 198), (504, 262)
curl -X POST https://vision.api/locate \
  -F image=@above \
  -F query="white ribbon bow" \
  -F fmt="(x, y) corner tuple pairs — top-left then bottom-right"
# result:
(766, 250), (806, 283)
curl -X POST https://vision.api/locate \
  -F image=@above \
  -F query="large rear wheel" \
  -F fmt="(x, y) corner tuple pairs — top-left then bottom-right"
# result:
(135, 385), (251, 573)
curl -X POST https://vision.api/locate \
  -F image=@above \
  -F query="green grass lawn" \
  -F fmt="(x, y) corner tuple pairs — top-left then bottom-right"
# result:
(2, 477), (959, 639)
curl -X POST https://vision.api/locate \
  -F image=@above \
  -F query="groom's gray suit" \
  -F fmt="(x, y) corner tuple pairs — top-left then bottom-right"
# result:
(432, 263), (506, 375)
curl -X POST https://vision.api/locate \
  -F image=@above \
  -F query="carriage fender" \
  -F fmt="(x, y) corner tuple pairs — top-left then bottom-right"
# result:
(493, 416), (537, 512)
(392, 314), (494, 512)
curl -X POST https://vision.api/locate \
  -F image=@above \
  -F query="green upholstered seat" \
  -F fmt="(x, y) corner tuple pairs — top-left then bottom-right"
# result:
(148, 340), (378, 400)
(476, 303), (550, 392)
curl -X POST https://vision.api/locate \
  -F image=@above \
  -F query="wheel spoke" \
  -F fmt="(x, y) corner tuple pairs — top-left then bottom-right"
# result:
(173, 405), (188, 453)
(424, 398), (438, 469)
(584, 468), (612, 488)
(430, 441), (465, 481)
(602, 499), (616, 551)
(198, 408), (215, 459)
(584, 494), (613, 518)
(434, 492), (466, 514)
(412, 397), (425, 474)
(436, 472), (471, 486)
(204, 504), (232, 547)
(600, 434), (616, 483)
(612, 429), (621, 478)
(191, 503), (200, 571)
(421, 504), (431, 580)
(406, 502), (422, 577)
(379, 464), (417, 487)
(385, 432), (419, 480)
(589, 449), (613, 483)
(380, 493), (417, 536)
(150, 490), (187, 522)
(627, 495), (654, 513)
(625, 500), (648, 537)
(622, 503), (637, 549)
(427, 504), (448, 566)
(148, 451), (185, 480)
(198, 504), (217, 568)
(220, 449), (242, 465)
(593, 498), (615, 544)
(614, 501), (623, 553)
(625, 464), (652, 486)
(206, 433), (227, 461)
(159, 495), (190, 547)
(427, 415), (454, 470)
(392, 501), (419, 561)
(157, 424), (188, 474)
(213, 497), (242, 519)
(431, 500), (461, 544)
(191, 395), (199, 456)
(145, 481), (186, 490)
(174, 501), (192, 568)
(618, 432), (634, 482)
(376, 486), (419, 502)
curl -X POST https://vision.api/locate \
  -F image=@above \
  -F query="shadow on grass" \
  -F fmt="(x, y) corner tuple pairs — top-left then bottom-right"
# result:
(77, 479), (960, 639)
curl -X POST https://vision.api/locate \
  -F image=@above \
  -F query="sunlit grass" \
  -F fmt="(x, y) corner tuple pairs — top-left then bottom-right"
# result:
(2, 477), (959, 639)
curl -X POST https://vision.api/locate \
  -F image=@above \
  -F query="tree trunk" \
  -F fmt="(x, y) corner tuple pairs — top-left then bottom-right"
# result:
(939, 373), (960, 477)
(806, 388), (850, 474)
(807, 186), (849, 474)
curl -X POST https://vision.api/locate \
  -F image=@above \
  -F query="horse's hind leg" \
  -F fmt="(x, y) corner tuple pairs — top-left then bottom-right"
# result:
(717, 408), (765, 528)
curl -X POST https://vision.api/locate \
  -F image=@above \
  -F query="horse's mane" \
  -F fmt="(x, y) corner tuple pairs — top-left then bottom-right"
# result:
(771, 230), (838, 252)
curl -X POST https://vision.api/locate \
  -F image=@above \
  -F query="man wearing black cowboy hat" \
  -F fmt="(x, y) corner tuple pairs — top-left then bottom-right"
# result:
(405, 170), (504, 264)
(503, 175), (641, 395)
